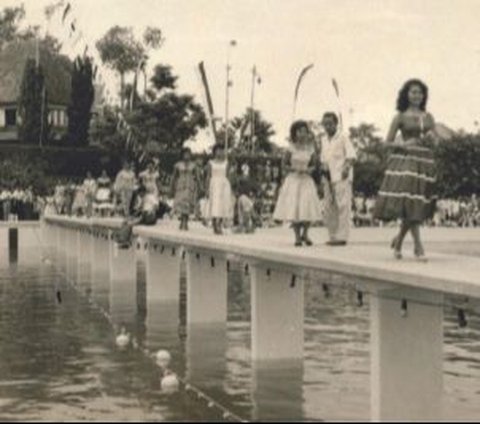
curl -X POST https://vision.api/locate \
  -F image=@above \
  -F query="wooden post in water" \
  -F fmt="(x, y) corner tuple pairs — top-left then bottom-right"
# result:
(370, 286), (444, 421)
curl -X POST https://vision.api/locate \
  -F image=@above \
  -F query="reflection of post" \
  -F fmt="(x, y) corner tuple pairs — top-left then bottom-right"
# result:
(370, 287), (443, 421)
(91, 229), (111, 311)
(251, 266), (304, 360)
(109, 239), (137, 326)
(145, 301), (180, 352)
(186, 323), (227, 390)
(252, 359), (304, 421)
(66, 227), (78, 280)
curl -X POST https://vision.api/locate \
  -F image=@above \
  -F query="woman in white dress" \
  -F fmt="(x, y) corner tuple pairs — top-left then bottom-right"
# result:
(273, 120), (322, 246)
(205, 144), (233, 235)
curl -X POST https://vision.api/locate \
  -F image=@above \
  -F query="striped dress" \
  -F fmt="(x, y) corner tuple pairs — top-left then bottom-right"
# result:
(374, 112), (437, 222)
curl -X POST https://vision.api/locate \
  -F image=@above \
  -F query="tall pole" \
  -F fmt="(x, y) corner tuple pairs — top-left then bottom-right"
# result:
(224, 40), (236, 152)
(249, 66), (256, 153)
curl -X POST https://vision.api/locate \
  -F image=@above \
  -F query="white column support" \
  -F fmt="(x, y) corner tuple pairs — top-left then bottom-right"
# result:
(17, 225), (41, 266)
(109, 239), (136, 283)
(370, 287), (444, 421)
(145, 241), (181, 303)
(251, 265), (305, 361)
(0, 227), (7, 267)
(109, 242), (137, 327)
(185, 250), (228, 325)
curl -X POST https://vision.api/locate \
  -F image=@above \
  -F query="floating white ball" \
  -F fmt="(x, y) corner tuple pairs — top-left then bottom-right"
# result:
(161, 371), (179, 394)
(115, 327), (130, 349)
(155, 349), (171, 368)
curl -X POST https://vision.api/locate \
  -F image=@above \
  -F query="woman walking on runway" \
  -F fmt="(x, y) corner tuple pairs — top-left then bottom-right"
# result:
(273, 120), (322, 246)
(374, 79), (438, 261)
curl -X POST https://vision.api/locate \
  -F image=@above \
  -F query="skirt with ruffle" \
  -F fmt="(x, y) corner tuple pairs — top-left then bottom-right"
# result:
(374, 146), (437, 222)
(273, 172), (322, 222)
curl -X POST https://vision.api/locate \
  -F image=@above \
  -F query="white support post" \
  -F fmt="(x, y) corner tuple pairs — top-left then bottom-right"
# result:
(92, 229), (110, 275)
(370, 287), (444, 421)
(109, 239), (136, 283)
(145, 242), (181, 303)
(251, 265), (304, 361)
(76, 228), (92, 286)
(185, 251), (228, 325)
(108, 238), (137, 326)
(58, 226), (67, 270)
(90, 229), (111, 312)
(17, 225), (41, 266)
(0, 227), (7, 267)
(66, 227), (79, 281)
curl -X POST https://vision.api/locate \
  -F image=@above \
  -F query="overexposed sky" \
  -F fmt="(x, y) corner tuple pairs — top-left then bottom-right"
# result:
(3, 0), (480, 149)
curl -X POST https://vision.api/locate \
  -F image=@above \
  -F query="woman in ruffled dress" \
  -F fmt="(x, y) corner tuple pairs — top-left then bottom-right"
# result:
(373, 79), (438, 261)
(171, 147), (200, 231)
(273, 120), (322, 246)
(205, 144), (233, 235)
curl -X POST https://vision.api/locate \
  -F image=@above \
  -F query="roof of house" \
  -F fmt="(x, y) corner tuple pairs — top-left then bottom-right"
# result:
(0, 39), (72, 106)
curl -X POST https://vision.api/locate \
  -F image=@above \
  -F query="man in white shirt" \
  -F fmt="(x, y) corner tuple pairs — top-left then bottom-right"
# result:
(320, 112), (357, 245)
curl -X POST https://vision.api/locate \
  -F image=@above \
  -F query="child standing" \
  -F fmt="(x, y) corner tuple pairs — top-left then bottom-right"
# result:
(205, 144), (233, 235)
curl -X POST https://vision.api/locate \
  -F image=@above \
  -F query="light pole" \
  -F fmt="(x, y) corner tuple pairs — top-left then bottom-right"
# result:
(249, 65), (261, 153)
(224, 40), (236, 151)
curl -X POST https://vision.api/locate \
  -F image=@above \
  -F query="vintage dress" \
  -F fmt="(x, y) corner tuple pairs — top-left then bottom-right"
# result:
(273, 145), (322, 222)
(205, 160), (233, 219)
(172, 161), (199, 215)
(374, 112), (436, 222)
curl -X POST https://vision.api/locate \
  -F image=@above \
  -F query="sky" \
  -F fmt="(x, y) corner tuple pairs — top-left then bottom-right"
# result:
(3, 0), (480, 149)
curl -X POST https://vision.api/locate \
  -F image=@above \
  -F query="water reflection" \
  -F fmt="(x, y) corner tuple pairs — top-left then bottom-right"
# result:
(1, 232), (480, 421)
(252, 359), (304, 421)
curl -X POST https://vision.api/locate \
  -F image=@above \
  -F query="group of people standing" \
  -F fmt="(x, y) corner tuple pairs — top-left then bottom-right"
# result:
(0, 186), (39, 221)
(45, 78), (443, 262)
(198, 78), (439, 262)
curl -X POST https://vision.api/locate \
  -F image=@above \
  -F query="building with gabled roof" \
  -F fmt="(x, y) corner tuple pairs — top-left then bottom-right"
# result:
(0, 39), (72, 143)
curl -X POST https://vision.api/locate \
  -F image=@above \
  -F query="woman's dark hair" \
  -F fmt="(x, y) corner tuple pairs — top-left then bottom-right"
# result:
(181, 147), (192, 159)
(212, 143), (225, 155)
(396, 79), (428, 112)
(289, 120), (309, 143)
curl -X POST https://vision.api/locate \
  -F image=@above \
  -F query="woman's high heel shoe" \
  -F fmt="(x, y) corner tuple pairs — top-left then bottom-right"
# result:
(302, 235), (313, 246)
(391, 236), (402, 259)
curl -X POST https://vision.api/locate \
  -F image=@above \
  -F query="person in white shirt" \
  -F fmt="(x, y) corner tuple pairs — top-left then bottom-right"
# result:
(320, 112), (357, 245)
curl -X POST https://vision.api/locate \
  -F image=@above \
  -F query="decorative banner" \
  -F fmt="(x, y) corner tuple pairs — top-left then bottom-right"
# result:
(292, 63), (314, 121)
(62, 2), (71, 23)
(197, 61), (218, 144)
(331, 77), (343, 129)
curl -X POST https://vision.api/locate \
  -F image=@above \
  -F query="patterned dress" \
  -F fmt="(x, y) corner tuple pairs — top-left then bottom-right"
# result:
(172, 161), (199, 216)
(374, 112), (437, 222)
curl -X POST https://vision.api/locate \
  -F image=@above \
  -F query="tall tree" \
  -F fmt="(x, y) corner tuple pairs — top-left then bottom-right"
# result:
(0, 5), (25, 50)
(67, 56), (95, 146)
(96, 26), (145, 109)
(18, 58), (49, 145)
(222, 108), (276, 153)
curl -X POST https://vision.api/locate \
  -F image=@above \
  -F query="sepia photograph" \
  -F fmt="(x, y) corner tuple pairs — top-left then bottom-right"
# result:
(0, 0), (480, 421)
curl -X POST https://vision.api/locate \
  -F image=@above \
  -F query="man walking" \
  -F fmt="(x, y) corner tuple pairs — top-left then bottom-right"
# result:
(320, 112), (356, 245)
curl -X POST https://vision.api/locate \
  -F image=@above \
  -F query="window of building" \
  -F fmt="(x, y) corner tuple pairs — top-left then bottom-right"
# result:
(5, 109), (17, 126)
